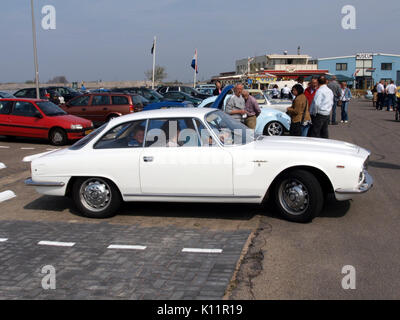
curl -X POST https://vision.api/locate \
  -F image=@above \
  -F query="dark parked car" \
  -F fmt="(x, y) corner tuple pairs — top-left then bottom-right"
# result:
(157, 86), (211, 100)
(46, 86), (82, 102)
(111, 87), (165, 103)
(60, 93), (145, 126)
(0, 91), (15, 98)
(162, 91), (202, 106)
(14, 87), (64, 105)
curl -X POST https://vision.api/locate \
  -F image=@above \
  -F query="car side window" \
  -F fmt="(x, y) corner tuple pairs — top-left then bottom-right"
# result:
(145, 118), (200, 148)
(194, 119), (217, 147)
(94, 120), (147, 149)
(11, 101), (41, 117)
(111, 96), (129, 105)
(92, 95), (110, 105)
(0, 101), (13, 114)
(69, 95), (90, 106)
(14, 89), (27, 97)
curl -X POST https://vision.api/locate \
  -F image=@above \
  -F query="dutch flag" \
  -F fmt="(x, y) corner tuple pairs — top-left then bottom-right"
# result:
(191, 49), (198, 73)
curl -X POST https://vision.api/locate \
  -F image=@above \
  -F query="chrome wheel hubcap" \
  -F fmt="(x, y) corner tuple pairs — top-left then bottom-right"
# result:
(53, 132), (63, 143)
(268, 122), (283, 136)
(80, 178), (111, 212)
(278, 179), (309, 215)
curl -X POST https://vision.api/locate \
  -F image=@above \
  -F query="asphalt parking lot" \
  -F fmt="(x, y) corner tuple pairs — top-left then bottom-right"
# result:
(0, 99), (399, 299)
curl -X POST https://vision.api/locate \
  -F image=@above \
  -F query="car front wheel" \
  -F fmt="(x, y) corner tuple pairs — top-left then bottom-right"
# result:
(49, 128), (67, 146)
(273, 169), (323, 223)
(264, 121), (284, 136)
(72, 177), (122, 218)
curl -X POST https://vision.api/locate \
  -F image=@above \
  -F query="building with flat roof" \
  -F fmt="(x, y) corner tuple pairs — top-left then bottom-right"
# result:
(318, 53), (400, 89)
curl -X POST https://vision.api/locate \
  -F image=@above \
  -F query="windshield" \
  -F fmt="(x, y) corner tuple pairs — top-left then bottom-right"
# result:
(36, 101), (67, 116)
(205, 110), (255, 145)
(131, 95), (149, 105)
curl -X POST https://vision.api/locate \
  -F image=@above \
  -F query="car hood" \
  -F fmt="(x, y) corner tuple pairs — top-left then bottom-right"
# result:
(52, 114), (92, 126)
(252, 136), (365, 157)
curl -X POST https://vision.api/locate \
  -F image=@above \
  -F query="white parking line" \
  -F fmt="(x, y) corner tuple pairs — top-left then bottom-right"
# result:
(182, 248), (223, 254)
(0, 190), (16, 203)
(0, 162), (6, 169)
(0, 146), (10, 149)
(38, 241), (75, 247)
(21, 147), (35, 150)
(107, 244), (147, 250)
(0, 238), (8, 242)
(46, 148), (59, 151)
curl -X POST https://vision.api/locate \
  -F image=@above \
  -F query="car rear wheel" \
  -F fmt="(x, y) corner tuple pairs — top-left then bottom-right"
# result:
(264, 121), (284, 136)
(72, 177), (121, 218)
(49, 128), (67, 146)
(273, 169), (323, 223)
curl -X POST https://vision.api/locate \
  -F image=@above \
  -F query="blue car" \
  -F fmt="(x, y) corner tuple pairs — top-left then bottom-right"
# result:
(205, 85), (291, 136)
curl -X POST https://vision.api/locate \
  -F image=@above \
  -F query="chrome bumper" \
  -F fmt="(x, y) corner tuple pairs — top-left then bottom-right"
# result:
(25, 177), (65, 187)
(335, 171), (373, 194)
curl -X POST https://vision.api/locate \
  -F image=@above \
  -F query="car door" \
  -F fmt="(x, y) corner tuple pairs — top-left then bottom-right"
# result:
(8, 101), (47, 138)
(91, 95), (111, 122)
(91, 119), (147, 195)
(0, 100), (14, 136)
(139, 117), (233, 195)
(64, 95), (90, 118)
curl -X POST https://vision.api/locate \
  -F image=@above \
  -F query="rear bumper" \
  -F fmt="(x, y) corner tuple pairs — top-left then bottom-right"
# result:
(335, 171), (373, 195)
(25, 177), (65, 187)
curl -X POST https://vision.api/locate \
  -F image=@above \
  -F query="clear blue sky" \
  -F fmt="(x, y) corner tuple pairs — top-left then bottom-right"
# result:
(1, 0), (399, 83)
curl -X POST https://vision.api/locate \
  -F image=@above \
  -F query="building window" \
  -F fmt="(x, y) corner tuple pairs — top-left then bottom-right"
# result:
(336, 63), (348, 71)
(381, 63), (392, 70)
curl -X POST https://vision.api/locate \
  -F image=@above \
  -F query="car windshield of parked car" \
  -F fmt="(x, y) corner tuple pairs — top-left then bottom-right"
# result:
(36, 101), (67, 116)
(69, 123), (108, 150)
(205, 110), (254, 145)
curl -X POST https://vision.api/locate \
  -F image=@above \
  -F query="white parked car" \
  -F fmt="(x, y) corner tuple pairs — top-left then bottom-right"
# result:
(24, 108), (373, 223)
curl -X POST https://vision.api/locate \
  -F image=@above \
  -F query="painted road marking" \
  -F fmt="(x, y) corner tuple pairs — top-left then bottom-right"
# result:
(0, 238), (8, 242)
(38, 241), (75, 247)
(21, 147), (35, 150)
(0, 190), (16, 203)
(46, 148), (59, 151)
(182, 248), (223, 254)
(107, 244), (147, 250)
(0, 162), (6, 169)
(0, 146), (10, 149)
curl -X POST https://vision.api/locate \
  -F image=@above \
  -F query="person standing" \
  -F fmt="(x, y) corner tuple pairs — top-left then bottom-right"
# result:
(281, 85), (291, 99)
(225, 83), (246, 122)
(339, 81), (352, 123)
(386, 80), (397, 111)
(286, 84), (311, 136)
(372, 83), (378, 109)
(304, 77), (319, 106)
(309, 76), (334, 139)
(213, 81), (223, 96)
(327, 75), (341, 125)
(272, 85), (279, 99)
(242, 90), (261, 129)
(376, 80), (385, 110)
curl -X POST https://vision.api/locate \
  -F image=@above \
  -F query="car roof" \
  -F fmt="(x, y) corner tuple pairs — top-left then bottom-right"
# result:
(110, 107), (215, 124)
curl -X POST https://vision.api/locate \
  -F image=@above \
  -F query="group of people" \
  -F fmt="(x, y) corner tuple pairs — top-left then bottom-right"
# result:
(287, 75), (352, 138)
(372, 80), (397, 111)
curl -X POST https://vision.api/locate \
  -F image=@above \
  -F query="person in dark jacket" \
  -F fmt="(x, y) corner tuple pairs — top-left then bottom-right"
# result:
(213, 81), (223, 96)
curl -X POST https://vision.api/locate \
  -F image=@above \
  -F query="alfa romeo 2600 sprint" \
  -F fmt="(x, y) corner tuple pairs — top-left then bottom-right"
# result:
(25, 108), (372, 222)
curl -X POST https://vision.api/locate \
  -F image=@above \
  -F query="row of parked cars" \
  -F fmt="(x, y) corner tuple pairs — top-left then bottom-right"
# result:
(0, 84), (298, 146)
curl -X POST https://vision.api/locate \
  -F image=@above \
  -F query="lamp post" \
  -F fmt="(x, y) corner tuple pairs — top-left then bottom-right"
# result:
(30, 0), (40, 99)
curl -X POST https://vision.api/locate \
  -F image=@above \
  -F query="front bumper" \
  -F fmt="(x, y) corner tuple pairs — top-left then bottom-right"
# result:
(25, 178), (65, 187)
(335, 171), (373, 194)
(66, 126), (94, 140)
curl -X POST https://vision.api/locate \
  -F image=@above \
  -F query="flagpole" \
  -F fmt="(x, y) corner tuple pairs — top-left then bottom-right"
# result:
(152, 36), (156, 89)
(193, 49), (197, 88)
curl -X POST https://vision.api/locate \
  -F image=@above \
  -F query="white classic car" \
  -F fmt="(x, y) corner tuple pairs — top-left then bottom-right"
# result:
(24, 108), (373, 223)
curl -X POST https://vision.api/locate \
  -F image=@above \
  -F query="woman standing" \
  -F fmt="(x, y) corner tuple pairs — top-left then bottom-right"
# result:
(339, 81), (352, 123)
(286, 84), (311, 136)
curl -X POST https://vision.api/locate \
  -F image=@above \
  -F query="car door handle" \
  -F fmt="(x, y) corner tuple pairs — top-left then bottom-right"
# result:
(143, 156), (154, 162)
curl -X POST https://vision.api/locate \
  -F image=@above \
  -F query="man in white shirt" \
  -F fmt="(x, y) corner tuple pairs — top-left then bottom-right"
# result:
(376, 80), (385, 110)
(386, 80), (397, 111)
(281, 85), (291, 99)
(309, 76), (334, 138)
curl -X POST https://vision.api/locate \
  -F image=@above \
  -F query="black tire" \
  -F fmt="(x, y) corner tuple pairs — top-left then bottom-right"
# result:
(263, 121), (284, 136)
(49, 128), (67, 146)
(72, 177), (122, 219)
(273, 169), (323, 223)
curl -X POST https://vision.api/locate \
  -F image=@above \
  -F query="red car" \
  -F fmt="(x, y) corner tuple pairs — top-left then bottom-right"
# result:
(0, 98), (93, 145)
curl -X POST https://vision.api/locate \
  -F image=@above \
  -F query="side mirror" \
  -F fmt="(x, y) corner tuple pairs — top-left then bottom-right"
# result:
(35, 113), (43, 119)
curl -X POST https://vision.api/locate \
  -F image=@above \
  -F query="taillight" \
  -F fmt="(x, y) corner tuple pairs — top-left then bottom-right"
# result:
(129, 105), (134, 113)
(130, 104), (143, 112)
(45, 93), (50, 98)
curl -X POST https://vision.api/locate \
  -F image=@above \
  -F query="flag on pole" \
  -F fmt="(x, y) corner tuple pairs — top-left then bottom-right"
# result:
(151, 39), (155, 54)
(191, 49), (198, 73)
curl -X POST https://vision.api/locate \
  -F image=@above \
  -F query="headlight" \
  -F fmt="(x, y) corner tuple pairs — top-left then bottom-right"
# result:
(71, 124), (83, 130)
